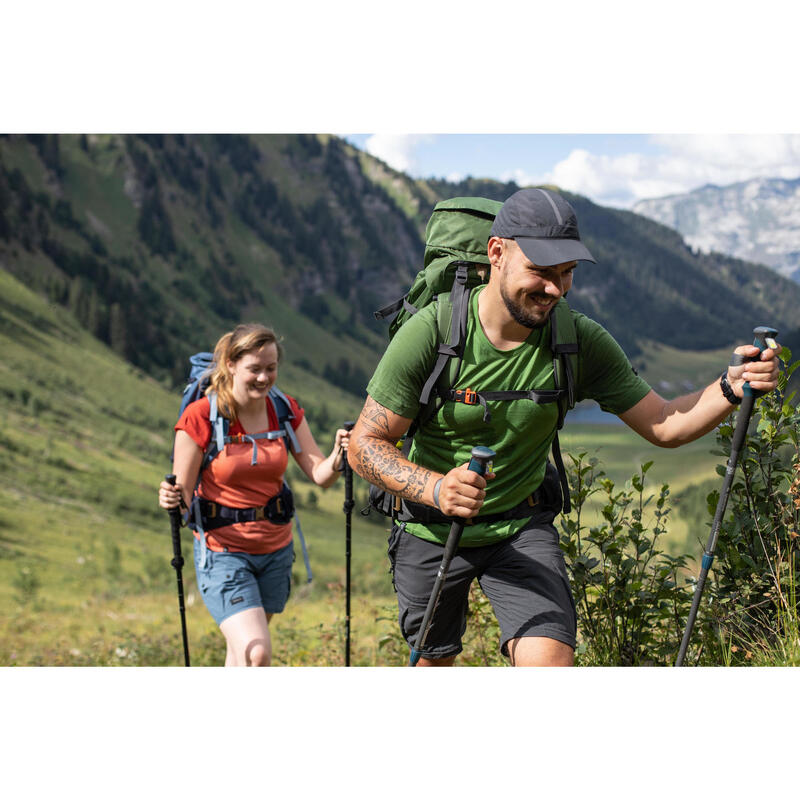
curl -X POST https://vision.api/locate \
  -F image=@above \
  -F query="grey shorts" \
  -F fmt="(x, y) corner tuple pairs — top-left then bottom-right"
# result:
(388, 514), (577, 661)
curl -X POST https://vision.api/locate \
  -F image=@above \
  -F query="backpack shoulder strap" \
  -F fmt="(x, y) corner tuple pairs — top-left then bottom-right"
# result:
(418, 262), (471, 406)
(266, 387), (312, 582)
(548, 299), (579, 515)
(201, 391), (229, 471)
(268, 387), (302, 454)
(549, 298), (579, 426)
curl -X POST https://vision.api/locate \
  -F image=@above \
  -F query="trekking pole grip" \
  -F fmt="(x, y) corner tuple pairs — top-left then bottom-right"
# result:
(467, 446), (495, 476)
(743, 326), (779, 399)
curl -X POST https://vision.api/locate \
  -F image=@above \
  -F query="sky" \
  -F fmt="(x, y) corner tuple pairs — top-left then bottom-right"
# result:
(343, 133), (800, 209)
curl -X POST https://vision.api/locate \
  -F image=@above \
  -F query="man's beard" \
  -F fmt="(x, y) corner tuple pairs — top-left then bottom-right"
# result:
(500, 285), (552, 330)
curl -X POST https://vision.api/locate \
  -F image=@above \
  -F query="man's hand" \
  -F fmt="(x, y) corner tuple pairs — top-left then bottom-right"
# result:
(727, 342), (782, 398)
(436, 462), (495, 518)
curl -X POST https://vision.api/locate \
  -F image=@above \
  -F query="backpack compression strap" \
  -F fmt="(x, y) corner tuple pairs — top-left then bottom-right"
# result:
(374, 294), (419, 322)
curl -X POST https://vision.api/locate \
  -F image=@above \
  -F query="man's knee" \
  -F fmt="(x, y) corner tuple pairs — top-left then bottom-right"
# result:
(508, 636), (574, 667)
(417, 655), (457, 667)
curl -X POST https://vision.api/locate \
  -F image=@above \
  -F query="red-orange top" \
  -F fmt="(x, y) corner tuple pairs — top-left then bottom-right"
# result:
(176, 394), (305, 554)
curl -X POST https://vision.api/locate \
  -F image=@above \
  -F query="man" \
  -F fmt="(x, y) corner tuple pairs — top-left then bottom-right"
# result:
(348, 187), (781, 667)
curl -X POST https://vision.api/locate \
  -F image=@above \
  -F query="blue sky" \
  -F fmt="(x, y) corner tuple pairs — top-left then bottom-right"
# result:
(343, 134), (800, 209)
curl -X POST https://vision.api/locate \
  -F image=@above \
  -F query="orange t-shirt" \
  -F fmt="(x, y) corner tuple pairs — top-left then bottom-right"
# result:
(176, 394), (305, 554)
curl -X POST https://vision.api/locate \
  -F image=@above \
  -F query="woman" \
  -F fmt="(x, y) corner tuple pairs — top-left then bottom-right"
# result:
(158, 323), (350, 666)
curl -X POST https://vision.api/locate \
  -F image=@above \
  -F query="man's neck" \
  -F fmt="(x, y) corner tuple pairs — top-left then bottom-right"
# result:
(477, 285), (537, 351)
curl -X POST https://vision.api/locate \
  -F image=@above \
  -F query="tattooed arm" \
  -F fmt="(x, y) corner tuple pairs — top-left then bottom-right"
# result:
(348, 395), (487, 518)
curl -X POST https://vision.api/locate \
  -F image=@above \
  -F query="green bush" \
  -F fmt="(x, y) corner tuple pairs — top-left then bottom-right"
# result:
(560, 454), (693, 666)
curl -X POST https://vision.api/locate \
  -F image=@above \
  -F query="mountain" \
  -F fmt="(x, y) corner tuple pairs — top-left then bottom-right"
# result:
(2, 133), (800, 392)
(632, 177), (800, 282)
(0, 134), (426, 392)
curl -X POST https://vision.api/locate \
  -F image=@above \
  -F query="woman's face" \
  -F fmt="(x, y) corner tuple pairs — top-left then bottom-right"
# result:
(228, 342), (279, 404)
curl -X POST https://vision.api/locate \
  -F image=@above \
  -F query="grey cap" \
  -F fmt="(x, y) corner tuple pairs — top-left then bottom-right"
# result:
(490, 187), (596, 266)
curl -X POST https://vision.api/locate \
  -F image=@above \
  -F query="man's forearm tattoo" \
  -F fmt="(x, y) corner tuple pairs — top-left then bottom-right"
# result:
(355, 398), (433, 503)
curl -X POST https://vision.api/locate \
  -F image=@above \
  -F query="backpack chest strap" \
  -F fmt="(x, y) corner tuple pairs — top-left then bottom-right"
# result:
(225, 430), (287, 465)
(445, 387), (565, 422)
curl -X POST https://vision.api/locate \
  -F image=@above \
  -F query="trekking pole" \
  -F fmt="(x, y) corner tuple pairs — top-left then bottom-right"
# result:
(342, 421), (356, 667)
(675, 326), (779, 666)
(165, 474), (191, 667)
(409, 446), (495, 667)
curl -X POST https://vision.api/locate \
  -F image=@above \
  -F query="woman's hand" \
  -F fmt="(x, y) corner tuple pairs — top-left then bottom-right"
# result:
(331, 427), (352, 471)
(158, 479), (183, 510)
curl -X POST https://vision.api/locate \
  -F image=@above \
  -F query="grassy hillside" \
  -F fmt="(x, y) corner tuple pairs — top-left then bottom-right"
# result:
(0, 267), (396, 666)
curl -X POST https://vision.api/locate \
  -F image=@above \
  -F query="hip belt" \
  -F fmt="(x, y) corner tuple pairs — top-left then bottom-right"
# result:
(189, 483), (295, 532)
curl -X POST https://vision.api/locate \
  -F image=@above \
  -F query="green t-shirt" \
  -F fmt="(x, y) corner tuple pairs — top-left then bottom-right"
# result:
(366, 285), (651, 546)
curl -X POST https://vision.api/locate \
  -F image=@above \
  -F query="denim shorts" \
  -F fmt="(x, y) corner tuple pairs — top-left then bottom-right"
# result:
(388, 513), (577, 661)
(193, 537), (294, 626)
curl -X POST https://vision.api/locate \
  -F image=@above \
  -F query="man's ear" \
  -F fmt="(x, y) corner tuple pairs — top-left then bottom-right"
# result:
(487, 236), (505, 269)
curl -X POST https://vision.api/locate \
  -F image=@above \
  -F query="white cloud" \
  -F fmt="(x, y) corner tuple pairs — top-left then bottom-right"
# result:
(362, 134), (437, 174)
(504, 135), (800, 208)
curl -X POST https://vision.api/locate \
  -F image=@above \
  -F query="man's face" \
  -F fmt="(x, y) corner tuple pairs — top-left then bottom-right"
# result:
(498, 239), (577, 329)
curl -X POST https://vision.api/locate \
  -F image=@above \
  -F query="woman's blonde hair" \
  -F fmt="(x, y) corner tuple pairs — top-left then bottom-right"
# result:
(207, 323), (283, 420)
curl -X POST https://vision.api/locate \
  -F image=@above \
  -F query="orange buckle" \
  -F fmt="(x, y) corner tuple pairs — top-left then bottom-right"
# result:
(228, 433), (245, 444)
(455, 388), (478, 405)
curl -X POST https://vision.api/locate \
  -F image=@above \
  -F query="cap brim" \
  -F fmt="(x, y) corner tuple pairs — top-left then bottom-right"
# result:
(516, 237), (596, 266)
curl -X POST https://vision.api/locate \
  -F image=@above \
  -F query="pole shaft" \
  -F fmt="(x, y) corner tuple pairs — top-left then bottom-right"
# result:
(342, 422), (355, 667)
(344, 462), (353, 667)
(409, 447), (495, 666)
(675, 394), (755, 666)
(166, 474), (191, 667)
(674, 323), (778, 666)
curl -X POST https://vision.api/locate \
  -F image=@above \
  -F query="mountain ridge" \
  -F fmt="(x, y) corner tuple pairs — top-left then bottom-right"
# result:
(633, 175), (800, 282)
(2, 133), (800, 392)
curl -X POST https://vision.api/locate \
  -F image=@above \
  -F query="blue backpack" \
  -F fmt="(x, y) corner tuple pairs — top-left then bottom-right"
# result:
(177, 352), (312, 582)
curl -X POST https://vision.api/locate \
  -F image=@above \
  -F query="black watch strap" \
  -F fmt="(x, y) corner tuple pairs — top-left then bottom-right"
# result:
(720, 371), (741, 405)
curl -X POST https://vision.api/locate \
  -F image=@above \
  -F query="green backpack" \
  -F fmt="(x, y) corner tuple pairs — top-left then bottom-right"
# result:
(373, 196), (579, 514)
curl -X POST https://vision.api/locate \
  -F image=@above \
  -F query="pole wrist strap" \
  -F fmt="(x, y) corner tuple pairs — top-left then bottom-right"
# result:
(719, 371), (742, 405)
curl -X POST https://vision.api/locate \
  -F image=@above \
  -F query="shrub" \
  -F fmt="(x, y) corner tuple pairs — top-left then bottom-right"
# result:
(559, 453), (693, 666)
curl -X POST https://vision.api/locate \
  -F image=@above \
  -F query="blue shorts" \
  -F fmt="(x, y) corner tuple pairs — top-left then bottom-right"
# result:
(193, 538), (294, 626)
